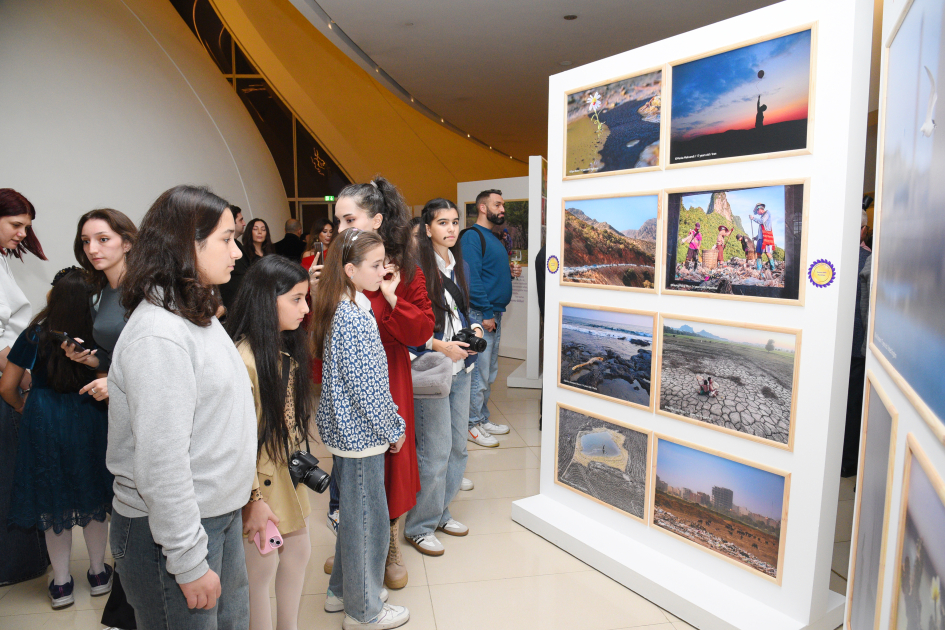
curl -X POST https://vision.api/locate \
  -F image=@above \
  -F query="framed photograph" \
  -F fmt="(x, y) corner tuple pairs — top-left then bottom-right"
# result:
(655, 314), (800, 450)
(564, 68), (664, 179)
(661, 181), (808, 304)
(650, 435), (789, 583)
(558, 303), (656, 411)
(667, 26), (815, 168)
(869, 0), (945, 443)
(554, 403), (651, 523)
(889, 433), (945, 629)
(847, 373), (899, 630)
(561, 194), (660, 292)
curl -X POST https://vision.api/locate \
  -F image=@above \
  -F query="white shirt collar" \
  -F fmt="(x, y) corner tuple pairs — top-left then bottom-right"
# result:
(341, 291), (374, 314)
(435, 249), (456, 275)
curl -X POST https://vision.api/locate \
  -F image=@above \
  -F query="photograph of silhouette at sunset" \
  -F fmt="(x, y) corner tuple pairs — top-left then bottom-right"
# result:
(669, 29), (813, 165)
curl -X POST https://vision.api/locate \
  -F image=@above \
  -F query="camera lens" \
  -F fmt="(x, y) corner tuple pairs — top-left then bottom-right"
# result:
(302, 467), (331, 494)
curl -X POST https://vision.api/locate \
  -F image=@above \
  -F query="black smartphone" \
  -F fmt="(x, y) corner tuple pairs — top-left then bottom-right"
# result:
(50, 331), (87, 352)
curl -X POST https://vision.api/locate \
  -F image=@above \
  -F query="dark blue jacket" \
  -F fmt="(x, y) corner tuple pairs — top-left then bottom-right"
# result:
(461, 224), (512, 320)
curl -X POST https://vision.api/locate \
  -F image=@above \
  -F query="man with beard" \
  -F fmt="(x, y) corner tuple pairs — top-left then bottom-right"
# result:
(460, 189), (521, 447)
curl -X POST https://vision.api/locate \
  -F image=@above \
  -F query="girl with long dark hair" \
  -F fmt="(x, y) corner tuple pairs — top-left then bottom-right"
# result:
(243, 218), (274, 266)
(225, 256), (314, 630)
(107, 185), (257, 629)
(0, 268), (113, 609)
(310, 228), (408, 629)
(404, 199), (483, 555)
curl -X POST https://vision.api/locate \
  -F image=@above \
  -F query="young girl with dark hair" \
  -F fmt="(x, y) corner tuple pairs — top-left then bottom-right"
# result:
(327, 176), (434, 589)
(404, 199), (483, 556)
(310, 228), (409, 629)
(244, 218), (275, 266)
(107, 185), (257, 630)
(0, 268), (113, 609)
(225, 255), (314, 630)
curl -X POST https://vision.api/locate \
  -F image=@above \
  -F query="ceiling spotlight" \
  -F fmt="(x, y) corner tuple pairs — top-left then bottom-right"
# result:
(328, 22), (332, 29)
(441, 118), (444, 123)
(559, 60), (572, 66)
(564, 14), (578, 20)
(489, 146), (492, 150)
(467, 134), (470, 137)
(375, 67), (379, 72)
(509, 155), (513, 159)
(410, 97), (414, 102)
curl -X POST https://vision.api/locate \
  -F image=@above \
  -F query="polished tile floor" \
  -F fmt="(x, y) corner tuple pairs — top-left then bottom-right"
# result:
(0, 357), (853, 629)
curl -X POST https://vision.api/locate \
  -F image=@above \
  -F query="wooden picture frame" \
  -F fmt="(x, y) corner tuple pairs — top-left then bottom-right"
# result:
(557, 303), (658, 412)
(659, 179), (810, 306)
(665, 23), (817, 170)
(562, 65), (666, 180)
(559, 192), (661, 294)
(554, 402), (652, 523)
(648, 434), (790, 584)
(888, 433), (945, 629)
(846, 372), (899, 630)
(654, 313), (801, 451)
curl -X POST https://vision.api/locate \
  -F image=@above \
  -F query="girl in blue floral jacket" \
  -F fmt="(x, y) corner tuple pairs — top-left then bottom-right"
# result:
(309, 229), (409, 629)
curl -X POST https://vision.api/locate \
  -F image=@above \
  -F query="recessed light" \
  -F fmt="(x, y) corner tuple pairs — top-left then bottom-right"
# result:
(328, 22), (332, 29)
(467, 134), (470, 137)
(410, 97), (414, 102)
(563, 14), (578, 20)
(559, 60), (572, 66)
(375, 67), (379, 72)
(441, 118), (444, 123)
(489, 146), (492, 150)
(509, 155), (513, 159)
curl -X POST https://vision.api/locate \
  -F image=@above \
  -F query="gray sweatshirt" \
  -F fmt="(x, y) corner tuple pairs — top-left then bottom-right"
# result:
(107, 298), (256, 584)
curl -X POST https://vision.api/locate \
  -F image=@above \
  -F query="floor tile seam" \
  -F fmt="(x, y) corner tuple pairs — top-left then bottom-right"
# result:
(424, 565), (598, 588)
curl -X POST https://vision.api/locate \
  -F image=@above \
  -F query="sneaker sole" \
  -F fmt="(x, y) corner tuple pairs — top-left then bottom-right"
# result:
(437, 525), (468, 537)
(49, 594), (74, 609)
(482, 427), (510, 435)
(342, 610), (410, 630)
(325, 589), (389, 612)
(90, 583), (113, 597)
(468, 437), (499, 448)
(406, 537), (444, 556)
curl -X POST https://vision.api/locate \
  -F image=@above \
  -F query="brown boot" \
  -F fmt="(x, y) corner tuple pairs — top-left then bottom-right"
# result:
(384, 518), (408, 590)
(323, 555), (334, 575)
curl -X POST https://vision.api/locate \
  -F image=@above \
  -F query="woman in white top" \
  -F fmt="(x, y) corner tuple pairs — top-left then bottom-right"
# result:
(0, 187), (49, 586)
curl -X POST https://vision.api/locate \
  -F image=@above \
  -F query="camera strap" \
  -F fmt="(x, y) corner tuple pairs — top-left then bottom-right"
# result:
(280, 354), (311, 469)
(440, 271), (469, 321)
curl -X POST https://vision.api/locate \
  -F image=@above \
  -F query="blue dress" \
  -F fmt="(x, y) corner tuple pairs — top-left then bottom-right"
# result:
(6, 328), (113, 533)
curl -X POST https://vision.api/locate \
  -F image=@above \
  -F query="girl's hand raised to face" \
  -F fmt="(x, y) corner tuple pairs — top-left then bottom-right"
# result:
(380, 264), (400, 307)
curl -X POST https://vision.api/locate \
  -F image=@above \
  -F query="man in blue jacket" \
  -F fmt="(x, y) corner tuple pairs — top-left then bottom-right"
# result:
(461, 189), (522, 447)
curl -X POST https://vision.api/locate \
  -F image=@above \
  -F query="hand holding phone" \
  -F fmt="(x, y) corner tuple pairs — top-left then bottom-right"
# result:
(51, 331), (87, 352)
(253, 520), (283, 555)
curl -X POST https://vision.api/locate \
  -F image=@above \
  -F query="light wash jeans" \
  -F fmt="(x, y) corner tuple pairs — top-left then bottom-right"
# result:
(405, 368), (471, 538)
(111, 509), (249, 630)
(467, 310), (502, 429)
(329, 453), (388, 623)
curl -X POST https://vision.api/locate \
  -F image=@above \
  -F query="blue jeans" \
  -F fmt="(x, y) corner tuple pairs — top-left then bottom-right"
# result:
(405, 368), (471, 538)
(467, 310), (502, 429)
(329, 454), (388, 623)
(111, 509), (249, 630)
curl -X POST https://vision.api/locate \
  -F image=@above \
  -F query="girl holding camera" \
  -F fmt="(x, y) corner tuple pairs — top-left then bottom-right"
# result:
(404, 199), (483, 556)
(309, 229), (409, 629)
(226, 255), (316, 630)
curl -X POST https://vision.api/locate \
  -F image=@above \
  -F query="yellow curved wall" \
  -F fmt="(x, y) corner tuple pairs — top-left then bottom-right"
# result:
(212, 0), (528, 206)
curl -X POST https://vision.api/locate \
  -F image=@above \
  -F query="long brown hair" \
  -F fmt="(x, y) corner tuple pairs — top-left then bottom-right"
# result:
(309, 229), (384, 359)
(417, 199), (470, 333)
(0, 189), (46, 260)
(73, 208), (138, 291)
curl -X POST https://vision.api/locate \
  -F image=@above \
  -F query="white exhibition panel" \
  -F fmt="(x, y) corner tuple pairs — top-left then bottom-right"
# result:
(514, 0), (874, 628)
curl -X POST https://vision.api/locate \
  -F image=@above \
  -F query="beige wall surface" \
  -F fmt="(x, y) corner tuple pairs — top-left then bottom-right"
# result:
(0, 0), (290, 311)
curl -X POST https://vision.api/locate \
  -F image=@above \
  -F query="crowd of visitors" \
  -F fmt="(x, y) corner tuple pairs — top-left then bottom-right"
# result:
(0, 180), (522, 630)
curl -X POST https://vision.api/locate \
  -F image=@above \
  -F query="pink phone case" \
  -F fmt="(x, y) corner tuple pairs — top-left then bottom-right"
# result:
(253, 520), (283, 555)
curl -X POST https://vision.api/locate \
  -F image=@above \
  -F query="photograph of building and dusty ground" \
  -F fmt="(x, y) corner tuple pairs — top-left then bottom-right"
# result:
(658, 317), (797, 445)
(555, 406), (649, 519)
(653, 438), (786, 579)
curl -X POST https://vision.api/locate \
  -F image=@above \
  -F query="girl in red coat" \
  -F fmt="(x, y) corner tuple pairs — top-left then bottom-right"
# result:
(317, 176), (434, 590)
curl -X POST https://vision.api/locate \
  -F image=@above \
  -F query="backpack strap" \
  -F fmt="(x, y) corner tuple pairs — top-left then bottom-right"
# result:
(459, 226), (487, 257)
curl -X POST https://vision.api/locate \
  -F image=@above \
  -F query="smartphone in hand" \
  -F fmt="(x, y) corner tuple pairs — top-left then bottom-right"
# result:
(50, 331), (87, 352)
(253, 520), (283, 555)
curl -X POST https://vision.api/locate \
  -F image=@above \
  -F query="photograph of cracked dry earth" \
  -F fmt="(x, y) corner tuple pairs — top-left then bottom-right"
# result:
(654, 439), (786, 579)
(658, 317), (797, 445)
(565, 70), (662, 177)
(559, 306), (654, 408)
(556, 407), (649, 519)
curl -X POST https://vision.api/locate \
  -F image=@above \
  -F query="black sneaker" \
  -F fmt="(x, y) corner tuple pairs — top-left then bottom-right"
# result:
(88, 564), (114, 596)
(49, 576), (75, 609)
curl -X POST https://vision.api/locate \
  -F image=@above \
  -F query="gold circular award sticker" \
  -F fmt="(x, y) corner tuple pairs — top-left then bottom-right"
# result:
(808, 259), (835, 288)
(547, 255), (560, 275)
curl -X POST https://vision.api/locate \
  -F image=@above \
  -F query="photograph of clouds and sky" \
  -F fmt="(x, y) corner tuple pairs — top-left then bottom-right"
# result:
(670, 29), (812, 164)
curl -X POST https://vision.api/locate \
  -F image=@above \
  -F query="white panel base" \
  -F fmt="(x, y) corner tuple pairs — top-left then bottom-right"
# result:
(498, 347), (526, 360)
(507, 362), (542, 389)
(512, 495), (845, 630)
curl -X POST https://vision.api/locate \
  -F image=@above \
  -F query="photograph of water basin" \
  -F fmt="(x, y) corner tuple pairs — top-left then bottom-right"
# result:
(657, 315), (799, 447)
(565, 69), (662, 178)
(559, 305), (655, 409)
(562, 195), (659, 291)
(652, 437), (788, 581)
(555, 405), (649, 521)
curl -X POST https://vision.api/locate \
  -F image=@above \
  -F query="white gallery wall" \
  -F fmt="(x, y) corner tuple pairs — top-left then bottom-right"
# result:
(0, 0), (289, 311)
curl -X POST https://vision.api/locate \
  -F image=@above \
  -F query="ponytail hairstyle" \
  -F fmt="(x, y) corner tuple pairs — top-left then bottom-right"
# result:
(336, 176), (416, 283)
(226, 256), (313, 464)
(416, 198), (470, 334)
(73, 208), (138, 292)
(243, 218), (275, 265)
(0, 188), (47, 260)
(309, 229), (385, 359)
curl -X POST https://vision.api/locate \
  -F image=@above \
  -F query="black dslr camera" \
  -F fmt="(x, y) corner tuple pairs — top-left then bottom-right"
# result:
(451, 327), (487, 353)
(287, 451), (330, 493)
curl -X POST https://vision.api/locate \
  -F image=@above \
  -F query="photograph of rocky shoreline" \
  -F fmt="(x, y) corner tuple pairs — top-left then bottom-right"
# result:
(559, 305), (655, 408)
(555, 406), (649, 520)
(566, 70), (662, 177)
(658, 317), (798, 445)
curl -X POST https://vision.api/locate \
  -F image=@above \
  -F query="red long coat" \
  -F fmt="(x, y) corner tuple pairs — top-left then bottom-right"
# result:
(363, 267), (434, 519)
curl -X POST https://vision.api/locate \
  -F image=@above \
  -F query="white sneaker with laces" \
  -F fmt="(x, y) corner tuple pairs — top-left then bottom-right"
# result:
(460, 477), (474, 491)
(342, 603), (410, 629)
(407, 532), (444, 556)
(467, 425), (498, 447)
(326, 509), (339, 536)
(325, 587), (389, 612)
(437, 518), (469, 537)
(480, 420), (509, 435)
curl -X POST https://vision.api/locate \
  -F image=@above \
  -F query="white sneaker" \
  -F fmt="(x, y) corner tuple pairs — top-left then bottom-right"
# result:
(327, 509), (339, 536)
(437, 518), (469, 537)
(407, 532), (444, 556)
(342, 603), (410, 629)
(460, 477), (474, 491)
(480, 420), (509, 435)
(468, 425), (498, 447)
(325, 587), (389, 613)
